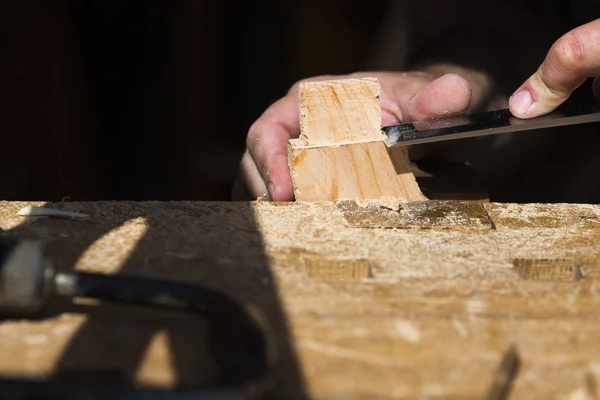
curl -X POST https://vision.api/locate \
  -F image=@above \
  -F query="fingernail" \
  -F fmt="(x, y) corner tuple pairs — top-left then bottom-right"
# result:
(268, 183), (277, 201)
(509, 90), (532, 116)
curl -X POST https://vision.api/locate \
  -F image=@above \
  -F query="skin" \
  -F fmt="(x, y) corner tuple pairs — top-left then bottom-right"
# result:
(509, 18), (600, 118)
(235, 18), (600, 201)
(234, 65), (493, 201)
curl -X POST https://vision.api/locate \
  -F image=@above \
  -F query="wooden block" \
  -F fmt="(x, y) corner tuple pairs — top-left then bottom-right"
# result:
(298, 77), (382, 145)
(289, 142), (425, 202)
(288, 77), (426, 202)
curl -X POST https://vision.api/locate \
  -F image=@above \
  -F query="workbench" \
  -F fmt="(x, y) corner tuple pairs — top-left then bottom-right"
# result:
(0, 199), (599, 399)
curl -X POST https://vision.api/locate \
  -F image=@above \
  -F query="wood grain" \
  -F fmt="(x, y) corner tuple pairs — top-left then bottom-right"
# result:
(298, 77), (381, 146)
(289, 77), (426, 202)
(289, 141), (425, 202)
(1, 200), (600, 399)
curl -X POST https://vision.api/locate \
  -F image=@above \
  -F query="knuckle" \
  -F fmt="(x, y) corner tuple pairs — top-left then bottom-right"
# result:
(554, 31), (587, 72)
(408, 70), (435, 81)
(287, 80), (303, 95)
(415, 75), (435, 87)
(246, 122), (261, 149)
(406, 76), (434, 94)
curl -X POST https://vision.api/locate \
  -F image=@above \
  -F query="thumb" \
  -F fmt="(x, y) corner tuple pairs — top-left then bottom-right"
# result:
(509, 18), (600, 119)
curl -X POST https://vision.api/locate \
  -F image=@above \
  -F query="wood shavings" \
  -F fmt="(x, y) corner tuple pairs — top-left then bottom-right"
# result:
(17, 206), (89, 220)
(2, 200), (600, 397)
(379, 196), (402, 211)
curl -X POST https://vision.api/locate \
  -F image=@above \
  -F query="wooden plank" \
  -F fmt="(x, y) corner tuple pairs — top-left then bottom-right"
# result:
(255, 201), (600, 399)
(289, 77), (426, 202)
(2, 200), (600, 398)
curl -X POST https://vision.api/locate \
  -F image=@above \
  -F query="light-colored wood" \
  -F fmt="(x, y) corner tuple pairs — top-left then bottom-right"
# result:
(1, 200), (600, 399)
(289, 141), (425, 202)
(289, 77), (426, 202)
(298, 77), (382, 146)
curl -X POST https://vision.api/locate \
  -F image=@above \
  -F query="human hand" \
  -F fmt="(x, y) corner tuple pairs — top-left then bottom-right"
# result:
(233, 65), (495, 201)
(509, 18), (600, 119)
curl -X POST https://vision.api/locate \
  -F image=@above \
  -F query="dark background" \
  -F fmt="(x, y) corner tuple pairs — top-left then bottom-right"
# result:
(0, 0), (390, 201)
(2, 0), (600, 203)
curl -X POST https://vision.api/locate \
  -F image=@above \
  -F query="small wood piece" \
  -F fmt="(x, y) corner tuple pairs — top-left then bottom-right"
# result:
(288, 77), (426, 202)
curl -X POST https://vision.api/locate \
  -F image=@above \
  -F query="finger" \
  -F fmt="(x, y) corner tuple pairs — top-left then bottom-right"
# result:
(509, 18), (600, 118)
(245, 74), (354, 201)
(246, 96), (298, 202)
(233, 151), (269, 200)
(378, 72), (433, 125)
(402, 73), (472, 122)
(231, 176), (252, 201)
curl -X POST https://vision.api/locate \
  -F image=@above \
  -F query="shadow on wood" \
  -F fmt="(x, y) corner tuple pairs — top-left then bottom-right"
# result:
(2, 201), (309, 398)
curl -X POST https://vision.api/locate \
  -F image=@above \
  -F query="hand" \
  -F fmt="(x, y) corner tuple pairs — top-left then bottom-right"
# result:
(233, 65), (495, 201)
(509, 18), (600, 119)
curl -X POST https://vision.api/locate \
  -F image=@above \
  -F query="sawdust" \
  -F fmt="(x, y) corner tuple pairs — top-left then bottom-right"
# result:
(334, 199), (493, 231)
(484, 203), (600, 230)
(0, 200), (600, 398)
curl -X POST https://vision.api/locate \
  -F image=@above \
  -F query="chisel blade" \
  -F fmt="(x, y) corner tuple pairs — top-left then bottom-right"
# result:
(383, 99), (600, 148)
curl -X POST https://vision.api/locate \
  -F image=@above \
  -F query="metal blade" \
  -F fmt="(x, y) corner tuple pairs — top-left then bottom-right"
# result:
(383, 100), (600, 148)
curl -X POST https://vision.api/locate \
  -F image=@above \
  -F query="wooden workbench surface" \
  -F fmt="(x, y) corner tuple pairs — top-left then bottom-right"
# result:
(1, 199), (600, 399)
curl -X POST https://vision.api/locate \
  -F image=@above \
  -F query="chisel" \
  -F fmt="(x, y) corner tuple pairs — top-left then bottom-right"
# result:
(383, 99), (600, 147)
